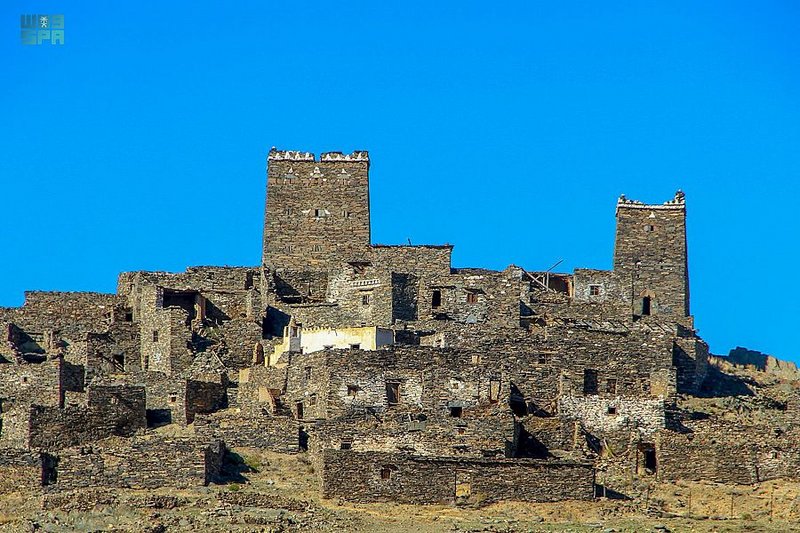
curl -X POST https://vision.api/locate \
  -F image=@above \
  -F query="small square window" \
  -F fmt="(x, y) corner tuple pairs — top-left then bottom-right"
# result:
(645, 224), (655, 232)
(314, 209), (323, 218)
(466, 292), (478, 304)
(349, 344), (360, 350)
(607, 406), (617, 415)
(361, 293), (371, 306)
(313, 244), (323, 252)
(341, 440), (352, 450)
(342, 210), (351, 218)
(309, 394), (317, 406)
(537, 354), (547, 364)
(589, 285), (601, 296)
(304, 366), (312, 380)
(380, 465), (395, 480)
(169, 393), (178, 403)
(347, 385), (359, 396)
(449, 406), (463, 417)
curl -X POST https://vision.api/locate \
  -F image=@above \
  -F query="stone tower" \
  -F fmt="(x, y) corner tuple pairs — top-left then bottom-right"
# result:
(262, 149), (371, 272)
(613, 191), (689, 319)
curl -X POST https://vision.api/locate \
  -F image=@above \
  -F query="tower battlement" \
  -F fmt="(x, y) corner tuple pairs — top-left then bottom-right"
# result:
(268, 148), (370, 162)
(616, 190), (685, 212)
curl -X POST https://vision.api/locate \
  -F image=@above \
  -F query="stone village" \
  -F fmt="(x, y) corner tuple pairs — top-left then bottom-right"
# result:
(2, 148), (798, 504)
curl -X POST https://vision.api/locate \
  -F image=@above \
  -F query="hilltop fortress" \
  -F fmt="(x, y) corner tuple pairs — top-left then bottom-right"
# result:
(1, 148), (798, 504)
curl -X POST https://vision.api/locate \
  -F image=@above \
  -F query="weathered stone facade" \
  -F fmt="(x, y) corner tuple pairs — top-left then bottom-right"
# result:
(322, 450), (594, 504)
(0, 147), (789, 505)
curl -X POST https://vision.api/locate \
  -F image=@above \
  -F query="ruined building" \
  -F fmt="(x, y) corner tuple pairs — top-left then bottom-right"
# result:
(1, 148), (797, 504)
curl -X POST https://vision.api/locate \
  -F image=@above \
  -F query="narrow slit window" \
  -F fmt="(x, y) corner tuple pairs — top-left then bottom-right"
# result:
(489, 380), (501, 403)
(432, 290), (442, 308)
(583, 369), (598, 395)
(386, 382), (400, 405)
(642, 296), (652, 316)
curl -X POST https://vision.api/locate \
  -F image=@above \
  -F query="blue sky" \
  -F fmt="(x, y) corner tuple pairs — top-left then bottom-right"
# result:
(1, 1), (798, 362)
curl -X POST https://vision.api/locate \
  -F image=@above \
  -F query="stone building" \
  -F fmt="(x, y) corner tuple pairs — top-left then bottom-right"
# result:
(0, 147), (792, 504)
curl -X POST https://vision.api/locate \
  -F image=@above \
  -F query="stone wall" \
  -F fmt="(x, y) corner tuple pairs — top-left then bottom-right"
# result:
(53, 435), (225, 490)
(195, 412), (299, 452)
(0, 357), (64, 409)
(658, 420), (800, 485)
(263, 150), (371, 272)
(322, 450), (594, 504)
(0, 448), (46, 493)
(5, 384), (146, 451)
(613, 193), (689, 320)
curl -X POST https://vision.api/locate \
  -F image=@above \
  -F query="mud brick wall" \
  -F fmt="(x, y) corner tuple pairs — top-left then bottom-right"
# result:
(54, 436), (224, 490)
(0, 448), (45, 493)
(195, 412), (299, 452)
(613, 194), (689, 318)
(322, 450), (594, 504)
(263, 150), (371, 271)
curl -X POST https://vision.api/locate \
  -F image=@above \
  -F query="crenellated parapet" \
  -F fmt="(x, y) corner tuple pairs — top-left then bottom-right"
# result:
(617, 190), (685, 211)
(268, 148), (369, 162)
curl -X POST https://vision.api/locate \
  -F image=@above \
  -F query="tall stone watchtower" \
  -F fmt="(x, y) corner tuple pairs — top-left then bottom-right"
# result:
(262, 148), (371, 272)
(613, 191), (689, 319)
